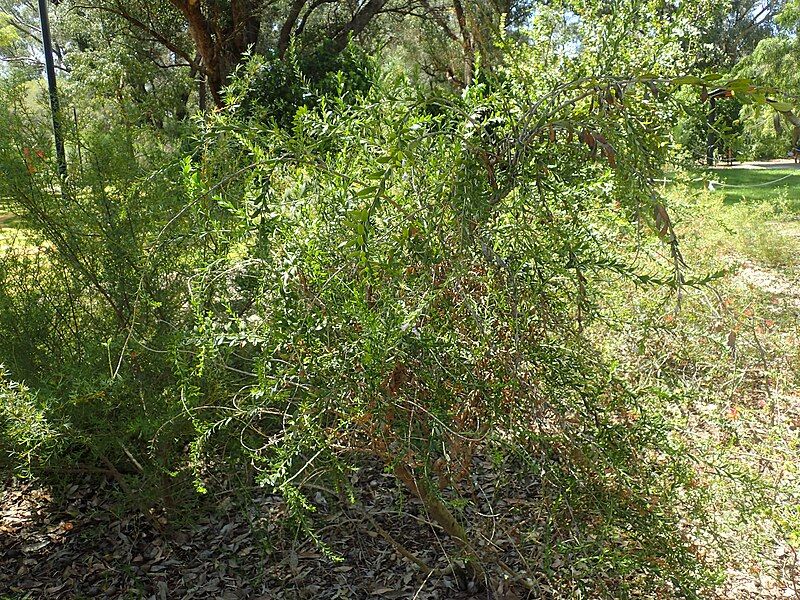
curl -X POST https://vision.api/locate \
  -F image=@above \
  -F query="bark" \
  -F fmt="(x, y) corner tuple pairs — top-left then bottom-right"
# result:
(452, 0), (474, 86)
(329, 0), (389, 53)
(278, 0), (308, 59)
(169, 0), (260, 107)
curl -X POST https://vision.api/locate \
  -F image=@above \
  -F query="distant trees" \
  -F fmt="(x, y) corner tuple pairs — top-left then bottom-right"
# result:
(17, 0), (537, 108)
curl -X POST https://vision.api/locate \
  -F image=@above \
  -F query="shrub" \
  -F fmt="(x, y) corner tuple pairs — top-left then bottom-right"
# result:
(0, 56), (727, 595)
(170, 65), (714, 594)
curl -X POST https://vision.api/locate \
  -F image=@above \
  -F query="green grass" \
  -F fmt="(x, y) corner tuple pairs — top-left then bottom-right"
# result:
(0, 213), (35, 254)
(694, 167), (800, 208)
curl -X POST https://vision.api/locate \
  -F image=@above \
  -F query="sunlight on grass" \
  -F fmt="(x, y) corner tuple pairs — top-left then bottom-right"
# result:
(596, 166), (800, 598)
(0, 213), (37, 255)
(694, 168), (800, 210)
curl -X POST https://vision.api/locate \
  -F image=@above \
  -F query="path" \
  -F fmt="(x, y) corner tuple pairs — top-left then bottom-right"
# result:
(711, 158), (800, 170)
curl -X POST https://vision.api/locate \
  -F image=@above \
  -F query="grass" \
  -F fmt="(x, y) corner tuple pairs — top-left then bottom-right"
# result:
(694, 167), (800, 208)
(595, 166), (800, 597)
(0, 211), (50, 255)
(677, 168), (800, 269)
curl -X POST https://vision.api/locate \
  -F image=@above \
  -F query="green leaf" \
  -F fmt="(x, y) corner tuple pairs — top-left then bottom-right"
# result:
(355, 186), (380, 198)
(672, 75), (705, 85)
(769, 101), (793, 112)
(725, 78), (752, 91)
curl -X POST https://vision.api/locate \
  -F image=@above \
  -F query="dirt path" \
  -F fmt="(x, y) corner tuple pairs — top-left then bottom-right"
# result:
(711, 158), (800, 170)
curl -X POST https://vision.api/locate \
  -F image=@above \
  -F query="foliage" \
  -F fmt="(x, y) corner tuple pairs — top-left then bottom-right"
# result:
(231, 45), (376, 127)
(148, 56), (736, 593)
(3, 1), (800, 596)
(0, 365), (61, 476)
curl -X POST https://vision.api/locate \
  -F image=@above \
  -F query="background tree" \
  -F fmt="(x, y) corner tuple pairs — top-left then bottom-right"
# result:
(735, 0), (800, 156)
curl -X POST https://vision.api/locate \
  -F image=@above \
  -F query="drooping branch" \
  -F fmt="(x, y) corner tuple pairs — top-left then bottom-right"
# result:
(419, 0), (459, 41)
(73, 2), (198, 72)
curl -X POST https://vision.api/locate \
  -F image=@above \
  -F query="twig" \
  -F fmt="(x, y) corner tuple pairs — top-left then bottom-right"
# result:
(358, 507), (435, 573)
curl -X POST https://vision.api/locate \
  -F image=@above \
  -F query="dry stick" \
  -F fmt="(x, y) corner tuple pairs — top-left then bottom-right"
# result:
(392, 462), (487, 582)
(358, 508), (434, 573)
(99, 455), (166, 533)
(751, 322), (776, 425)
(120, 442), (145, 474)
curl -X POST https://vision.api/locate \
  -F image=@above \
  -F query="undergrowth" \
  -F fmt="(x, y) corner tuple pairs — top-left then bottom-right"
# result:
(593, 182), (800, 596)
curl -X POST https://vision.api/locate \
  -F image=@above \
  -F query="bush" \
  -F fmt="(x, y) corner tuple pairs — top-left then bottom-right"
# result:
(169, 65), (714, 594)
(0, 74), (202, 500)
(0, 59), (720, 595)
(231, 44), (376, 127)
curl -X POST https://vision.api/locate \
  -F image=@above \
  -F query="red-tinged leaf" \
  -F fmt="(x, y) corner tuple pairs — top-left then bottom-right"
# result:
(773, 113), (784, 134)
(602, 144), (617, 167)
(652, 203), (672, 238)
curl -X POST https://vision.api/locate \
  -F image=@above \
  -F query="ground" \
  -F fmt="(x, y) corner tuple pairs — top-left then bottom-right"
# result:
(605, 162), (800, 598)
(2, 164), (800, 599)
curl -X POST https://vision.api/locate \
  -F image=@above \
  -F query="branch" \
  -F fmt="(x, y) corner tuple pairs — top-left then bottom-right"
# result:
(278, 0), (308, 59)
(296, 0), (337, 38)
(329, 0), (388, 53)
(74, 1), (198, 71)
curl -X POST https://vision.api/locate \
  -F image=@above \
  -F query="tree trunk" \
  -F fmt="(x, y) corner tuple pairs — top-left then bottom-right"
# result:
(279, 0), (308, 59)
(392, 462), (485, 582)
(452, 0), (474, 86)
(170, 0), (223, 106)
(330, 0), (388, 53)
(170, 0), (260, 108)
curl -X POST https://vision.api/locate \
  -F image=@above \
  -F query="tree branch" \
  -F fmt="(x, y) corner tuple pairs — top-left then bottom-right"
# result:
(330, 0), (388, 53)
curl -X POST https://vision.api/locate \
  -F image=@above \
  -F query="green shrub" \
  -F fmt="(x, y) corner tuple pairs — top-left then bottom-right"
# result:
(166, 64), (716, 594)
(0, 55), (731, 595)
(230, 44), (376, 127)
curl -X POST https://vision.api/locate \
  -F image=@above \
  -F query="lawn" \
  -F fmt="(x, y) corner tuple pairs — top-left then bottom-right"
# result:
(698, 167), (800, 208)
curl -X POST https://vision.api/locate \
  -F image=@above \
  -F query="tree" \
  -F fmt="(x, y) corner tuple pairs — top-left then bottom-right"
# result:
(0, 0), (68, 76)
(735, 0), (800, 154)
(67, 0), (424, 107)
(695, 0), (786, 70)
